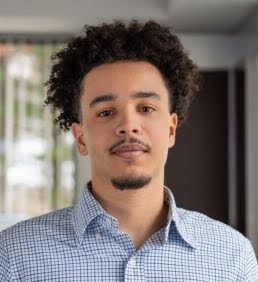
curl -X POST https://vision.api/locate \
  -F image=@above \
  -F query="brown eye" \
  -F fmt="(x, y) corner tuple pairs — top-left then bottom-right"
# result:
(98, 110), (113, 117)
(141, 106), (155, 113)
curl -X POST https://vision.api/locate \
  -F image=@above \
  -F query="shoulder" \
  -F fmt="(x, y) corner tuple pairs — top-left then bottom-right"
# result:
(174, 208), (258, 279)
(0, 206), (74, 248)
(177, 207), (249, 250)
(0, 207), (76, 280)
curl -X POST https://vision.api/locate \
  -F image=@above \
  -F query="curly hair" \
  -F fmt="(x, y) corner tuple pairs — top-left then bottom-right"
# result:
(44, 20), (202, 131)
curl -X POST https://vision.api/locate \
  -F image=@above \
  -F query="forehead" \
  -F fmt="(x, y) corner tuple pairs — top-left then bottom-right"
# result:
(81, 61), (169, 104)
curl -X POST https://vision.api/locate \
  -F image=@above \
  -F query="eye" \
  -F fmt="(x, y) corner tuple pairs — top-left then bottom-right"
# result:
(97, 110), (113, 117)
(140, 106), (155, 113)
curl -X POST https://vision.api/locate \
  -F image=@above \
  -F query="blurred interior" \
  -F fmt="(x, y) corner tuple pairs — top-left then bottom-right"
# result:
(0, 0), (258, 255)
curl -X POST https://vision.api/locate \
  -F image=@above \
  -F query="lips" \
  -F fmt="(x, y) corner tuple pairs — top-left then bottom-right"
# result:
(112, 144), (147, 153)
(112, 144), (148, 159)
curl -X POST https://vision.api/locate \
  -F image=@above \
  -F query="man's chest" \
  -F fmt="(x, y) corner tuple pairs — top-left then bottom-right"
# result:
(12, 234), (240, 281)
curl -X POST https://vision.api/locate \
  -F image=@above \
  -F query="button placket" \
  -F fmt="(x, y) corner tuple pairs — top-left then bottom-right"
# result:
(106, 218), (112, 225)
(128, 258), (136, 268)
(95, 233), (101, 239)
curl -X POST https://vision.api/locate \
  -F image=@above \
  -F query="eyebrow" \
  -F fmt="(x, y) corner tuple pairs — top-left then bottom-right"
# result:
(89, 91), (161, 108)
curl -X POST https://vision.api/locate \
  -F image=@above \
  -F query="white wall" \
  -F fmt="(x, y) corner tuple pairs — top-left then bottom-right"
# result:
(245, 54), (258, 254)
(75, 153), (91, 201)
(239, 11), (258, 253)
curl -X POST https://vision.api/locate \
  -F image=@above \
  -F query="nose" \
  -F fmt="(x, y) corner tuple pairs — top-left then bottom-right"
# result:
(115, 109), (142, 136)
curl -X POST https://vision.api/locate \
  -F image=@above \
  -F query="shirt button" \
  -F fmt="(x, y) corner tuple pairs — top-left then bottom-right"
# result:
(95, 233), (101, 239)
(106, 218), (112, 225)
(128, 258), (136, 268)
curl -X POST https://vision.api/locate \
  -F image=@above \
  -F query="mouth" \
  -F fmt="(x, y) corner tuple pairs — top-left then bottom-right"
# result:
(112, 144), (148, 159)
(112, 150), (146, 159)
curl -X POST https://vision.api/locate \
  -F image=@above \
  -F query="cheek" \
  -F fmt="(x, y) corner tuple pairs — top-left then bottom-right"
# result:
(149, 121), (170, 152)
(151, 118), (170, 138)
(84, 125), (110, 154)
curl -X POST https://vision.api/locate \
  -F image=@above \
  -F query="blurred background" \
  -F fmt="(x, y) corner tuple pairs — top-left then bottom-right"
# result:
(0, 0), (258, 254)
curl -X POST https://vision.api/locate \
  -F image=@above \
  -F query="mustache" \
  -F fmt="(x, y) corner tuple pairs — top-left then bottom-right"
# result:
(109, 137), (151, 153)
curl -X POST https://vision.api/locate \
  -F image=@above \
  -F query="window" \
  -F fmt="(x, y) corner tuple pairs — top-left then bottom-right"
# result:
(0, 40), (75, 230)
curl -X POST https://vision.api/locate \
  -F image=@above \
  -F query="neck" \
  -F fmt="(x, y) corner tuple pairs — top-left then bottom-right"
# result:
(89, 175), (169, 249)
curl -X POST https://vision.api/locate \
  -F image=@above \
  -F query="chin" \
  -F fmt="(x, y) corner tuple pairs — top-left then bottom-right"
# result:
(110, 174), (152, 191)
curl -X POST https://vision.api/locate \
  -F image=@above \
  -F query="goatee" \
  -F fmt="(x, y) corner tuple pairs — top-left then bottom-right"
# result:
(110, 175), (152, 191)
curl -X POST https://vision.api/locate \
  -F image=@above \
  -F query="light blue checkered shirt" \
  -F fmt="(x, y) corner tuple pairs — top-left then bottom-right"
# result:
(1, 181), (258, 281)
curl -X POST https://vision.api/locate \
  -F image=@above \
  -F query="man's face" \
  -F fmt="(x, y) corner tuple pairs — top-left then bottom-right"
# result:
(72, 61), (177, 190)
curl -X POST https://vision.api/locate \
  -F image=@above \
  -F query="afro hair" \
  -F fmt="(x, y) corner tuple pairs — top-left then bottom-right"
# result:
(44, 20), (202, 131)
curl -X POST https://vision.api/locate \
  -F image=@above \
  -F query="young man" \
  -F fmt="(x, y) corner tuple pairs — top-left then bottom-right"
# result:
(1, 20), (258, 281)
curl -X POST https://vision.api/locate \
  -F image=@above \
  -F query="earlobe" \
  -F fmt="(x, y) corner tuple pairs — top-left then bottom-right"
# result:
(71, 123), (88, 156)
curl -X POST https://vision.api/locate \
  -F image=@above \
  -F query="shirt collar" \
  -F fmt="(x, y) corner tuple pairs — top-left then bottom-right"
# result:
(73, 180), (106, 246)
(73, 181), (198, 249)
(163, 185), (198, 249)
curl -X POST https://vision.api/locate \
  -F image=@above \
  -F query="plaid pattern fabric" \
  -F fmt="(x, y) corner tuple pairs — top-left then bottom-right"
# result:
(1, 180), (258, 281)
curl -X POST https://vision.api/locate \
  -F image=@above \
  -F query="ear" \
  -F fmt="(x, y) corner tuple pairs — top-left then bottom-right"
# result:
(71, 122), (88, 156)
(168, 113), (178, 148)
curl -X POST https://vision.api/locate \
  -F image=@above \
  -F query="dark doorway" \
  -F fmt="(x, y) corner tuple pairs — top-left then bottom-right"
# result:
(165, 72), (229, 224)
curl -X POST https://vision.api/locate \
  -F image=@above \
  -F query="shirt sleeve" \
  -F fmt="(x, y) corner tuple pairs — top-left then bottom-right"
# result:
(242, 239), (258, 281)
(0, 231), (13, 282)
